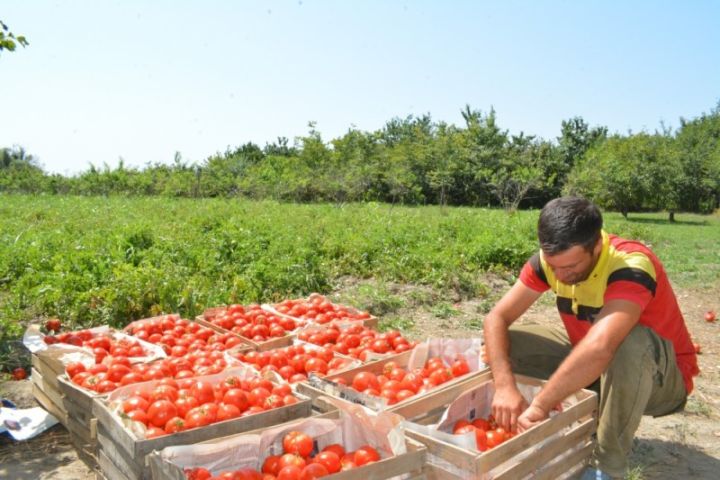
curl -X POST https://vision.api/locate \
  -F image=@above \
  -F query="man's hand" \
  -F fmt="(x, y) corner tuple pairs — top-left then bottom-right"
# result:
(517, 403), (549, 432)
(491, 384), (529, 432)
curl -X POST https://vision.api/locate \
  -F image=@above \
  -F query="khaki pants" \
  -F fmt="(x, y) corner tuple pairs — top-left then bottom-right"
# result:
(508, 324), (687, 479)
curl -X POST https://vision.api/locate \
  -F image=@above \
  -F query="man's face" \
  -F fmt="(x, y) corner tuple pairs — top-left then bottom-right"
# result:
(543, 241), (601, 285)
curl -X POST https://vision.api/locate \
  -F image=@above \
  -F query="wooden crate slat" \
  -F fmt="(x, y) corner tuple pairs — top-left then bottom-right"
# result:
(98, 447), (135, 480)
(532, 441), (595, 480)
(32, 382), (68, 425)
(31, 353), (64, 390)
(58, 375), (102, 410)
(405, 430), (479, 477)
(31, 367), (65, 410)
(64, 395), (96, 425)
(491, 417), (596, 480)
(67, 414), (98, 445)
(97, 424), (146, 480)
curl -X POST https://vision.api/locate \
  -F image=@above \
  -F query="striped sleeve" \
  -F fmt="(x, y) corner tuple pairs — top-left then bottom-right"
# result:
(519, 253), (550, 292)
(605, 254), (656, 308)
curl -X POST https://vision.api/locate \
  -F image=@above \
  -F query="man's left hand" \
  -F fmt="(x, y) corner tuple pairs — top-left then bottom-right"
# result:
(517, 403), (549, 432)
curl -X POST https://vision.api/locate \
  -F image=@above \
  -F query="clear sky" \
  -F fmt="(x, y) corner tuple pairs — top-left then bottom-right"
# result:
(2, 1), (719, 175)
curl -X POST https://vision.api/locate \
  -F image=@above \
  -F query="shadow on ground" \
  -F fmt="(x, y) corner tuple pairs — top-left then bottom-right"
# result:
(0, 424), (95, 480)
(625, 217), (708, 226)
(629, 437), (720, 479)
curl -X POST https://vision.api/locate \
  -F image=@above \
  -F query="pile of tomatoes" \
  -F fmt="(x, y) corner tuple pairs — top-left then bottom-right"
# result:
(118, 375), (299, 439)
(43, 328), (152, 360)
(231, 344), (356, 383)
(272, 294), (372, 325)
(296, 324), (416, 360)
(66, 347), (237, 393)
(204, 304), (298, 342)
(126, 315), (245, 355)
(451, 415), (515, 451)
(65, 316), (250, 393)
(184, 430), (382, 479)
(336, 356), (471, 406)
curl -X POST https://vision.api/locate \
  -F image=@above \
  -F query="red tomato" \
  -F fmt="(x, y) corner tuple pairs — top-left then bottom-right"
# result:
(262, 455), (282, 475)
(150, 385), (179, 403)
(451, 359), (470, 377)
(352, 371), (379, 392)
(321, 443), (345, 458)
(486, 430), (505, 449)
(65, 361), (86, 379)
(190, 380), (216, 405)
(45, 318), (62, 332)
(147, 399), (178, 428)
(304, 357), (328, 375)
(126, 409), (148, 425)
(184, 467), (212, 480)
(12, 367), (27, 380)
(299, 463), (329, 479)
(277, 465), (304, 480)
(123, 395), (150, 413)
(353, 445), (380, 466)
(164, 416), (185, 434)
(223, 388), (249, 412)
(278, 453), (307, 470)
(283, 431), (314, 457)
(95, 379), (117, 393)
(472, 418), (492, 431)
(216, 403), (241, 422)
(313, 451), (340, 474)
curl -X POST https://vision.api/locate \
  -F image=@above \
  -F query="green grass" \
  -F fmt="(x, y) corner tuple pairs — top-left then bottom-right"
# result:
(1, 195), (718, 354)
(605, 212), (720, 287)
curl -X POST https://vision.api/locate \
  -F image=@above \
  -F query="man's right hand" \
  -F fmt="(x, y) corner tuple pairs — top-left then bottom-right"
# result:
(491, 384), (529, 432)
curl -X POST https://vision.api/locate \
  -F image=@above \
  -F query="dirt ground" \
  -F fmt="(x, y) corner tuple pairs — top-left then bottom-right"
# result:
(0, 279), (718, 479)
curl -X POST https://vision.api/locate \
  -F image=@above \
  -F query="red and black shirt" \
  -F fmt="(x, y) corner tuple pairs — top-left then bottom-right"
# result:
(519, 230), (699, 393)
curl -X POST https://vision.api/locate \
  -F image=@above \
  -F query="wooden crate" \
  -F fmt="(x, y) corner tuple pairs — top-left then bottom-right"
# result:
(93, 378), (313, 480)
(402, 375), (598, 480)
(296, 349), (491, 416)
(30, 363), (66, 420)
(147, 404), (427, 480)
(31, 351), (66, 391)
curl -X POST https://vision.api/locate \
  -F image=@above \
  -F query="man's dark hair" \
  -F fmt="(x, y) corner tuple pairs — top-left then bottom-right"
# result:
(538, 197), (603, 255)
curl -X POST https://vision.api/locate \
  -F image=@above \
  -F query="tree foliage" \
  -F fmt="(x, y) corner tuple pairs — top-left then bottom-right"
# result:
(0, 20), (29, 53)
(3, 103), (720, 217)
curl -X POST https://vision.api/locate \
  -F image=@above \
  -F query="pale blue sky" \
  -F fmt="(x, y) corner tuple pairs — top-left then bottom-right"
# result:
(2, 1), (719, 175)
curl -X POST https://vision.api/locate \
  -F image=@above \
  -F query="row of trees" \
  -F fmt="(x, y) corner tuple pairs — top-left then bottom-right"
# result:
(2, 104), (720, 217)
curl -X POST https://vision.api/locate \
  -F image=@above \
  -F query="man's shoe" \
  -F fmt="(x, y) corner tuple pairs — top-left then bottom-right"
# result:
(579, 467), (613, 480)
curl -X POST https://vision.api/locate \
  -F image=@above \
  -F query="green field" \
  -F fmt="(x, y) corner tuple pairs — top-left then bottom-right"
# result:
(1, 195), (719, 348)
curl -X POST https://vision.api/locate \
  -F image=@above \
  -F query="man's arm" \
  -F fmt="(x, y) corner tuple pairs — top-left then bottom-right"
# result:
(484, 280), (543, 431)
(517, 299), (642, 431)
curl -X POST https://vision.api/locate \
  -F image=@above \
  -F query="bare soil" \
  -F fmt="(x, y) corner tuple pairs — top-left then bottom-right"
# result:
(1, 278), (718, 479)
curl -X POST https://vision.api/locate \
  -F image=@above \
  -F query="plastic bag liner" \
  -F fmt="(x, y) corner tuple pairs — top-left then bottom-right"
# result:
(154, 396), (406, 475)
(408, 337), (485, 371)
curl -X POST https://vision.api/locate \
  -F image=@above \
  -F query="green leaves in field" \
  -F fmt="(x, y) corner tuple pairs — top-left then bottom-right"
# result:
(0, 197), (537, 344)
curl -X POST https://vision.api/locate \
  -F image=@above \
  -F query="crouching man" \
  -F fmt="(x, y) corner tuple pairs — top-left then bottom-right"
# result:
(483, 197), (698, 479)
